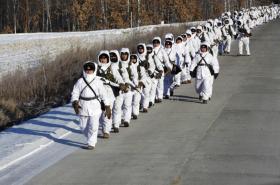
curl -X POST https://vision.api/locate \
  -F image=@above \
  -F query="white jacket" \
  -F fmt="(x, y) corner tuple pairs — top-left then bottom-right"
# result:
(119, 48), (133, 84)
(237, 23), (251, 38)
(221, 25), (236, 39)
(71, 67), (110, 116)
(190, 52), (220, 80)
(185, 39), (196, 57)
(130, 57), (147, 87)
(154, 46), (172, 71)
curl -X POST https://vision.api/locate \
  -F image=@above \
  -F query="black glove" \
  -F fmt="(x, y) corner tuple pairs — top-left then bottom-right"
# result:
(155, 71), (163, 79)
(124, 83), (130, 93)
(104, 106), (112, 119)
(138, 81), (145, 88)
(72, 101), (81, 115)
(246, 33), (252, 37)
(119, 83), (126, 92)
(190, 71), (195, 78)
(214, 73), (219, 79)
(234, 34), (238, 40)
(148, 70), (154, 78)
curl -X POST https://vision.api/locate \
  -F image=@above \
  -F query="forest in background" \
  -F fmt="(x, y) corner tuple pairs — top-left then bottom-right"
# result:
(0, 0), (278, 33)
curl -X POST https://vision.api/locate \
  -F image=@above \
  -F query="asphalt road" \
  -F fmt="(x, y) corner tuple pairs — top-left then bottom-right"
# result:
(25, 19), (280, 185)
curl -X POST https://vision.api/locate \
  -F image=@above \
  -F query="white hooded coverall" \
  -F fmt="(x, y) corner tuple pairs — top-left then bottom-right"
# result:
(71, 63), (110, 147)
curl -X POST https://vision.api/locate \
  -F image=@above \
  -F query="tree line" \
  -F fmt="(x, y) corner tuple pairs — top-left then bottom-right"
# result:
(0, 0), (278, 34)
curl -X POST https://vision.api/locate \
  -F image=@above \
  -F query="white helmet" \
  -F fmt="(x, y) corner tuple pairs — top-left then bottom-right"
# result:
(98, 50), (111, 69)
(186, 29), (192, 36)
(165, 33), (174, 43)
(200, 41), (210, 49)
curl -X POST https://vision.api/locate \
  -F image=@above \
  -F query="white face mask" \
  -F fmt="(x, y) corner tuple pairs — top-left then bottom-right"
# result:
(200, 50), (208, 57)
(83, 71), (95, 82)
(99, 62), (111, 71)
(165, 48), (172, 53)
(138, 52), (146, 61)
(176, 43), (184, 51)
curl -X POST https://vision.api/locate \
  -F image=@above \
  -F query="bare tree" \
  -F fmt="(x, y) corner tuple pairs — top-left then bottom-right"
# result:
(12, 0), (18, 33)
(45, 0), (52, 32)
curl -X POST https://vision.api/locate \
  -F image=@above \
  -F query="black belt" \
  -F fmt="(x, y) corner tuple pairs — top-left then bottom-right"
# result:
(79, 96), (98, 101)
(198, 64), (207, 66)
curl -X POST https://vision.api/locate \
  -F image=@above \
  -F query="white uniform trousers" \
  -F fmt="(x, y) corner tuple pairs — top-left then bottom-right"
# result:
(112, 93), (124, 128)
(100, 100), (114, 135)
(156, 76), (164, 100)
(132, 90), (141, 116)
(195, 77), (212, 101)
(224, 36), (232, 53)
(175, 72), (181, 85)
(212, 45), (219, 58)
(181, 65), (191, 82)
(142, 83), (152, 109)
(209, 76), (214, 99)
(122, 91), (133, 123)
(149, 78), (158, 104)
(238, 37), (250, 55)
(79, 114), (102, 147)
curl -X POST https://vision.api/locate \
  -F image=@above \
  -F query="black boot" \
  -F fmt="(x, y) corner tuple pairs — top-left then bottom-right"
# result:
(132, 114), (138, 120)
(164, 95), (170, 99)
(123, 121), (130, 127)
(112, 125), (119, 133)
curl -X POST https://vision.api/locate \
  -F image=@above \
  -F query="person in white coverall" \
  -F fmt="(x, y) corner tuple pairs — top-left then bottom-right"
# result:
(109, 50), (127, 133)
(174, 36), (187, 86)
(182, 30), (196, 84)
(118, 48), (133, 127)
(145, 44), (163, 107)
(236, 19), (251, 56)
(96, 50), (125, 138)
(130, 54), (146, 119)
(163, 39), (177, 98)
(213, 19), (224, 56)
(136, 43), (152, 113)
(152, 37), (172, 103)
(190, 27), (200, 52)
(190, 42), (220, 104)
(221, 18), (236, 54)
(71, 61), (111, 150)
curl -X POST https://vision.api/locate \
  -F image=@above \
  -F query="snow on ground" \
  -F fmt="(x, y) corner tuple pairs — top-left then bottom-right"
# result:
(0, 21), (204, 78)
(0, 104), (79, 171)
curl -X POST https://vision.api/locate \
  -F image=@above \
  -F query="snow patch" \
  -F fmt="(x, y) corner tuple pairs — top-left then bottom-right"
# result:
(0, 21), (205, 78)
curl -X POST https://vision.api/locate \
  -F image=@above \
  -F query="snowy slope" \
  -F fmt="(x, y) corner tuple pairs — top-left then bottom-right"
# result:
(0, 21), (204, 78)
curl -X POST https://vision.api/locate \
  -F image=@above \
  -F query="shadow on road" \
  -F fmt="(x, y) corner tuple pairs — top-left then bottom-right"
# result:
(3, 111), (84, 148)
(169, 95), (202, 104)
(5, 127), (84, 148)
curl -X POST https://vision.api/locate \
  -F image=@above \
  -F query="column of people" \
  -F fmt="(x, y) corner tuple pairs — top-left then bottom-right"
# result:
(71, 5), (280, 150)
